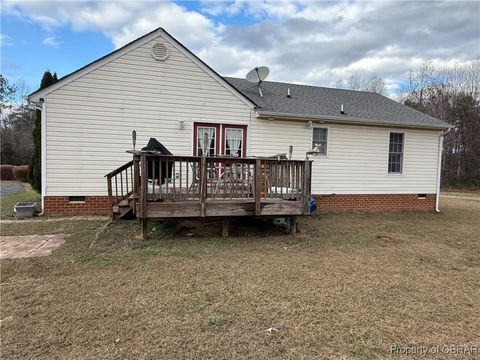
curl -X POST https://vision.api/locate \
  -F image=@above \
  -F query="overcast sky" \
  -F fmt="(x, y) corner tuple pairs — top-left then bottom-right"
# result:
(1, 0), (479, 94)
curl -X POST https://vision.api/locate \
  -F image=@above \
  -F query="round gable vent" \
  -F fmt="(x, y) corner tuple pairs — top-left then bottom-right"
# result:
(152, 42), (169, 61)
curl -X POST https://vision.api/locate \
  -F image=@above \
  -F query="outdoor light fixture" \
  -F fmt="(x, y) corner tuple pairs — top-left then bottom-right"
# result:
(178, 120), (185, 130)
(132, 130), (136, 150)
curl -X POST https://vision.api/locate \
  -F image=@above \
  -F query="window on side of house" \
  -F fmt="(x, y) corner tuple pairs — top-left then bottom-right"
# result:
(312, 128), (328, 156)
(388, 132), (404, 174)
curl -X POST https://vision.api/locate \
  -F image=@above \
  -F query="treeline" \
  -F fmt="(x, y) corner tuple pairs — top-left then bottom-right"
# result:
(400, 61), (480, 188)
(1, 72), (58, 191)
(1, 75), (34, 165)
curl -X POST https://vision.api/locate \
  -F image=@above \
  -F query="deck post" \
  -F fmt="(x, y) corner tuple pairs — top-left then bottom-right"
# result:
(222, 218), (230, 238)
(106, 175), (113, 219)
(140, 154), (148, 239)
(199, 157), (207, 217)
(141, 218), (148, 240)
(132, 155), (140, 215)
(254, 159), (261, 216)
(291, 216), (298, 236)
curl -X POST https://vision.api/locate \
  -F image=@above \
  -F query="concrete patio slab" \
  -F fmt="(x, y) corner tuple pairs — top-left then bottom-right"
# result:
(0, 234), (65, 259)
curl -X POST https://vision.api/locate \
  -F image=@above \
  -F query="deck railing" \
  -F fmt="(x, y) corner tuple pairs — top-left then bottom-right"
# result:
(134, 153), (310, 202)
(105, 160), (134, 217)
(107, 151), (312, 236)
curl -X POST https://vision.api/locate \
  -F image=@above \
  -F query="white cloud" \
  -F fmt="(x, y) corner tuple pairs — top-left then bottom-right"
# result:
(4, 0), (479, 94)
(201, 0), (303, 19)
(42, 35), (60, 47)
(3, 1), (218, 50)
(0, 33), (13, 47)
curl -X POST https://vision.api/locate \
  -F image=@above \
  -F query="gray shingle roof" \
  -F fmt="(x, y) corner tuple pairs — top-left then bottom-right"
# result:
(224, 77), (449, 129)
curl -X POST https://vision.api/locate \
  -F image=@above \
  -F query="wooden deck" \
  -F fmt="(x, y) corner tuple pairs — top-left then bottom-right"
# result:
(106, 151), (312, 239)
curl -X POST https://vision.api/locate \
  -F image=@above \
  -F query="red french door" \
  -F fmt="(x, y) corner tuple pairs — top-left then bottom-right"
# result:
(193, 123), (247, 157)
(193, 123), (220, 157)
(222, 124), (247, 157)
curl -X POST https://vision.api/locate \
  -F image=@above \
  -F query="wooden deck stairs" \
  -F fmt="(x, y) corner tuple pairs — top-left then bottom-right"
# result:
(112, 197), (134, 219)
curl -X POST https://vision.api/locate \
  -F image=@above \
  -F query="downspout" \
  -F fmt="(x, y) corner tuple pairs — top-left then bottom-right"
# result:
(435, 128), (451, 212)
(38, 98), (46, 216)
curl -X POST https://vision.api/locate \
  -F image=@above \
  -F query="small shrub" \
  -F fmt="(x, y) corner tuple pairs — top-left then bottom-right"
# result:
(208, 314), (220, 328)
(13, 165), (29, 182)
(0, 165), (15, 180)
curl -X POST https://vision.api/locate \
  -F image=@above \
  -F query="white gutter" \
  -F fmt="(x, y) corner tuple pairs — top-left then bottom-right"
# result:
(435, 128), (451, 212)
(256, 111), (452, 131)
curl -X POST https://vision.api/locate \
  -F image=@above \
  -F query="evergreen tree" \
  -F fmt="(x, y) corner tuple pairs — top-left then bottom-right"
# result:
(28, 71), (58, 192)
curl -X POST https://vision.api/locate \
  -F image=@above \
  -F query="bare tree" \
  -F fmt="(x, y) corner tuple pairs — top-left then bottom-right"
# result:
(348, 72), (362, 91)
(336, 72), (386, 94)
(335, 79), (346, 89)
(362, 74), (386, 94)
(0, 75), (17, 118)
(403, 61), (437, 107)
(437, 60), (480, 99)
(401, 61), (480, 187)
(0, 75), (35, 165)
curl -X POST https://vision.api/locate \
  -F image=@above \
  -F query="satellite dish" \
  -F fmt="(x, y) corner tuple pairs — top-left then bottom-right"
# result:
(246, 66), (270, 83)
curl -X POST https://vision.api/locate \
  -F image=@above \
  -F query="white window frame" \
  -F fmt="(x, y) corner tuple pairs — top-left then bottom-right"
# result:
(387, 131), (406, 175)
(224, 127), (244, 157)
(311, 126), (329, 157)
(196, 126), (217, 157)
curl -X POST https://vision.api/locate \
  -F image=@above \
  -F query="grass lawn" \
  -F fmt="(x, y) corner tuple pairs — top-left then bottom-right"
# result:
(1, 195), (479, 359)
(0, 182), (40, 218)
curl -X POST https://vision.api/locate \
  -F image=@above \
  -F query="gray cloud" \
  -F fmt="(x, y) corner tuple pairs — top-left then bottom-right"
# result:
(208, 1), (479, 89)
(4, 0), (480, 93)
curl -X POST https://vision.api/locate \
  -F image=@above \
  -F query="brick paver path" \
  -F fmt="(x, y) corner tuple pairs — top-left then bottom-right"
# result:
(0, 234), (65, 259)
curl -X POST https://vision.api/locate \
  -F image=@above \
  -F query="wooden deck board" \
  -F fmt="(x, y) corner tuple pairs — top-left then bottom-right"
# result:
(137, 199), (304, 219)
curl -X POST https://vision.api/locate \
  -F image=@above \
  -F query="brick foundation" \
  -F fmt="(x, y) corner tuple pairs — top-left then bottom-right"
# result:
(44, 196), (110, 215)
(313, 193), (436, 212)
(44, 193), (436, 215)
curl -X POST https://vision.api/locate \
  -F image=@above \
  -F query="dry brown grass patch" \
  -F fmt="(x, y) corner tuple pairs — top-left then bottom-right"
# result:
(1, 197), (479, 359)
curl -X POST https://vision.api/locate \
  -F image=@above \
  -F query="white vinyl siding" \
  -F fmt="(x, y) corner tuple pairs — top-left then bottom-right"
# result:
(312, 125), (440, 194)
(44, 35), (252, 196)
(248, 120), (440, 194)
